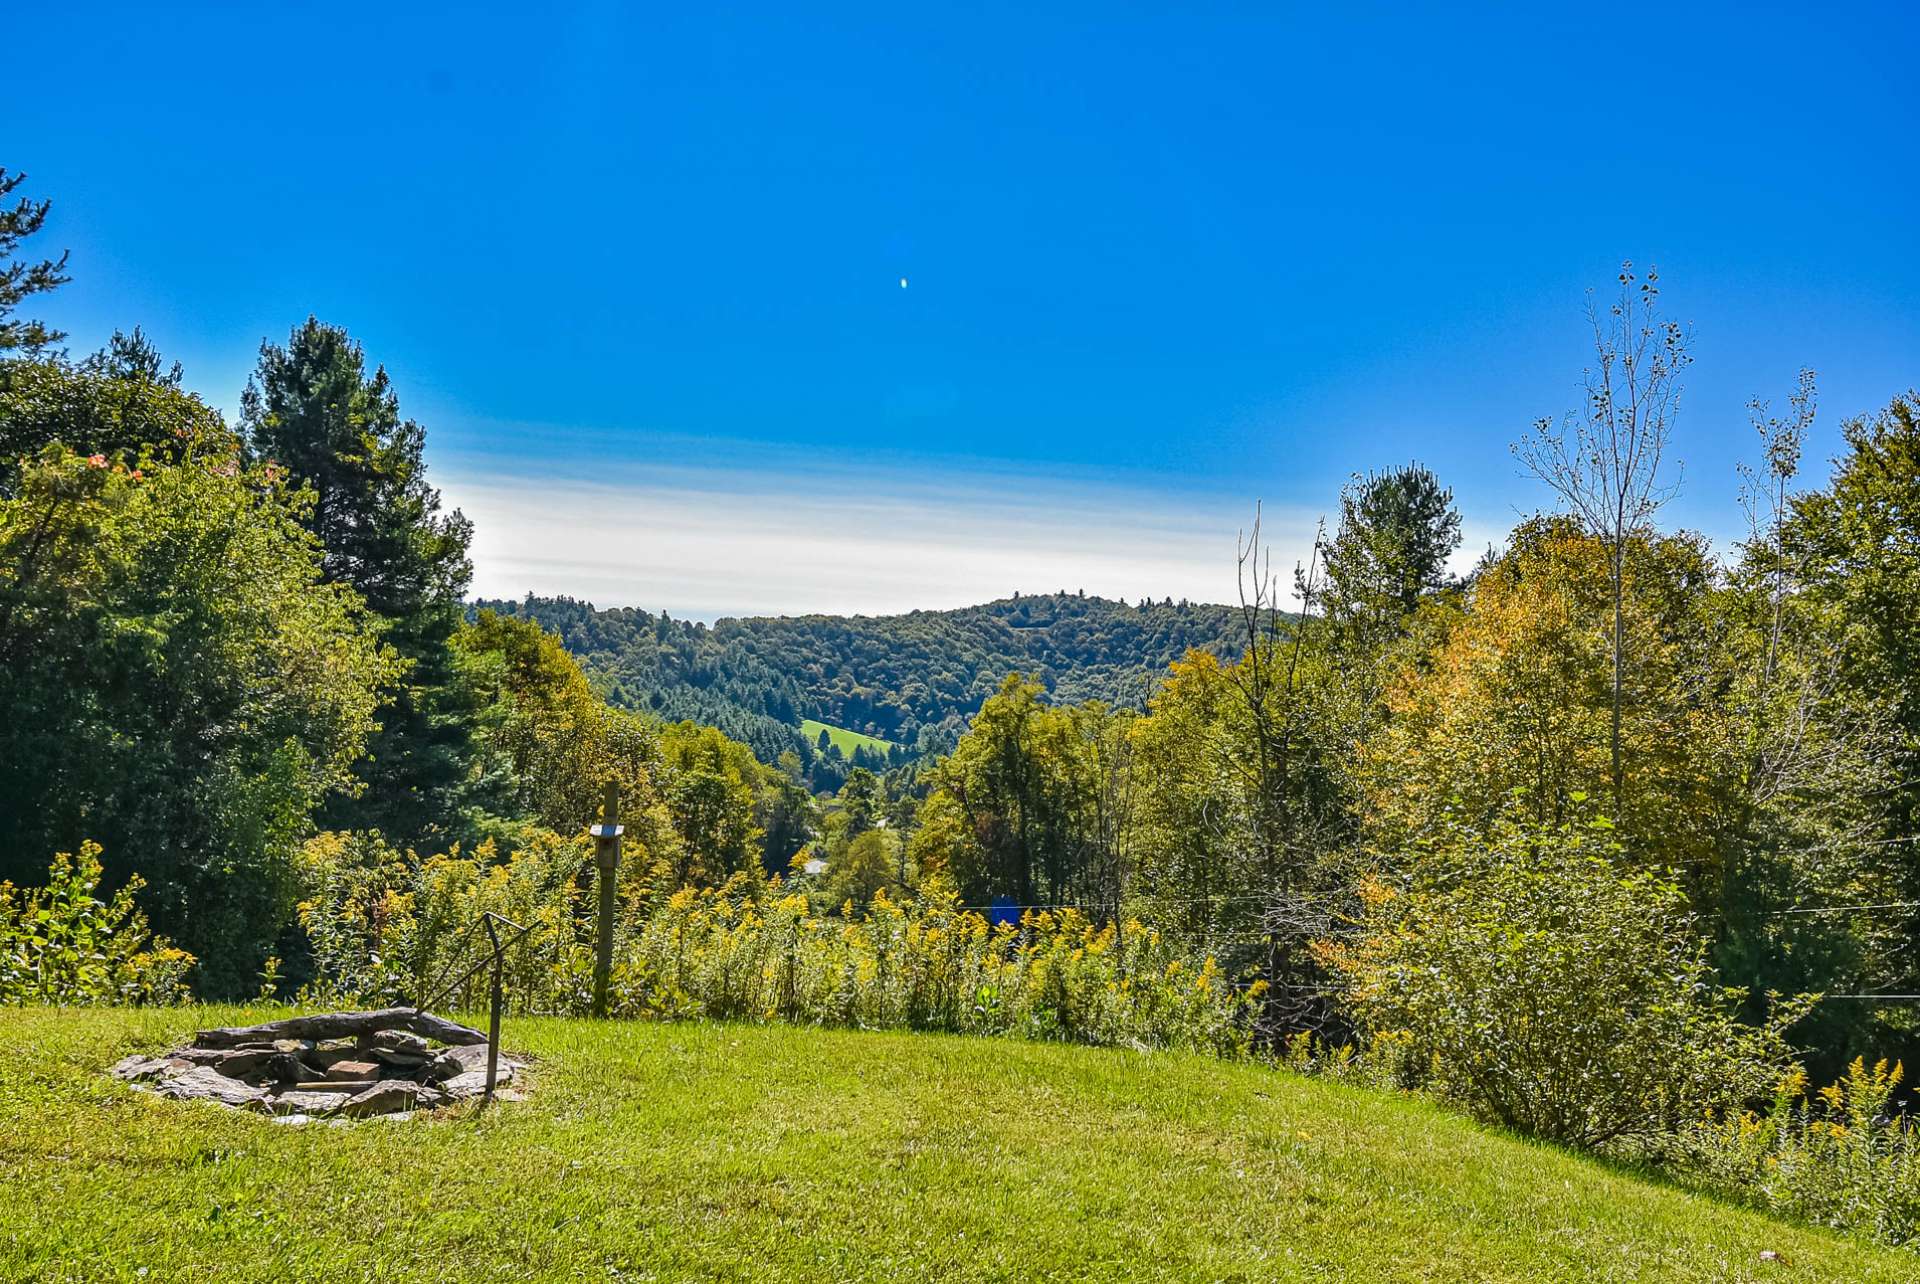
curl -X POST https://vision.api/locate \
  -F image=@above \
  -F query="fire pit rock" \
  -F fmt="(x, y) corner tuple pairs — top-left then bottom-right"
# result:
(110, 1008), (523, 1121)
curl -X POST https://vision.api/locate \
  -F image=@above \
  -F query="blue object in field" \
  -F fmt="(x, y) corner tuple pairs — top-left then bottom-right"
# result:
(988, 896), (1020, 928)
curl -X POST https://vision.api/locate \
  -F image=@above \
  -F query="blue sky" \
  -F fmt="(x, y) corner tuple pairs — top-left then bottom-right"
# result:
(12, 3), (1918, 616)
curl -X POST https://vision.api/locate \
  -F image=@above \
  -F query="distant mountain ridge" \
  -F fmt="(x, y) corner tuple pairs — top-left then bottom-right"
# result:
(473, 592), (1245, 777)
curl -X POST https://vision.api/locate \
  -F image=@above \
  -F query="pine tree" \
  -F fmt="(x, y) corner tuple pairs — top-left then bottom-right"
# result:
(82, 326), (181, 385)
(242, 317), (475, 843)
(0, 168), (69, 353)
(1319, 463), (1462, 666)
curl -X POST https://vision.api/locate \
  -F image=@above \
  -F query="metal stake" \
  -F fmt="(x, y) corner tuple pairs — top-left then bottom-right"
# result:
(483, 912), (503, 1105)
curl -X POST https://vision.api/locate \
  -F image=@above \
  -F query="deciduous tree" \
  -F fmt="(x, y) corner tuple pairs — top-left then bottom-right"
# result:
(0, 442), (395, 992)
(1516, 265), (1690, 823)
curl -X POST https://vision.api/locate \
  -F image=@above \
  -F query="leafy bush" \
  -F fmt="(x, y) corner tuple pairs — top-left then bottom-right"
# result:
(294, 831), (1254, 1055)
(1275, 1029), (1422, 1091)
(1320, 811), (1805, 1148)
(1680, 1059), (1920, 1247)
(0, 843), (194, 1005)
(612, 880), (1254, 1053)
(295, 829), (590, 1011)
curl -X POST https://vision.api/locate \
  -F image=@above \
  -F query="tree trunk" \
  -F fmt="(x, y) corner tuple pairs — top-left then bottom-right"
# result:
(1611, 546), (1625, 827)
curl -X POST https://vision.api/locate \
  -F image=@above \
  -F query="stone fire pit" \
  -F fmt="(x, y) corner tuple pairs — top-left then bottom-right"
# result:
(110, 1008), (524, 1122)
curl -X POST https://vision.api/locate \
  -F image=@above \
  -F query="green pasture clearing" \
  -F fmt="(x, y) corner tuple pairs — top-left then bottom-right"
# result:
(800, 717), (894, 759)
(1, 1007), (1905, 1282)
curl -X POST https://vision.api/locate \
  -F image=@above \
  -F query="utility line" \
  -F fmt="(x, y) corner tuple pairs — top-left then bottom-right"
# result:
(938, 890), (1343, 914)
(1771, 900), (1920, 916)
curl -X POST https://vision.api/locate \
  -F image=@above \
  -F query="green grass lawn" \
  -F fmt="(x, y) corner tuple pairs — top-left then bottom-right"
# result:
(1, 1008), (1907, 1282)
(800, 717), (894, 760)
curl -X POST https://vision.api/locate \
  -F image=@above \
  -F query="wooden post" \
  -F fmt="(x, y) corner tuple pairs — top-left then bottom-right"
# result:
(591, 779), (623, 1018)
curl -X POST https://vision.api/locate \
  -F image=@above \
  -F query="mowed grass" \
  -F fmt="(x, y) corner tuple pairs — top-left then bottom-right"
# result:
(800, 717), (893, 759)
(1, 1009), (1907, 1283)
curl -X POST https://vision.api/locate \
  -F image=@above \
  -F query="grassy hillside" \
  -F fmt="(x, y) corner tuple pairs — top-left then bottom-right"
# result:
(2, 1008), (1905, 1282)
(473, 592), (1245, 773)
(800, 716), (895, 761)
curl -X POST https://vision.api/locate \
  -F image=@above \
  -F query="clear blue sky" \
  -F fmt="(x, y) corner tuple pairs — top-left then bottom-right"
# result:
(13, 3), (1918, 615)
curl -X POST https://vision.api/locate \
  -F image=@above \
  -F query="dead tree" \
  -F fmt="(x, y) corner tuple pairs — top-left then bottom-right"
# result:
(1515, 263), (1690, 824)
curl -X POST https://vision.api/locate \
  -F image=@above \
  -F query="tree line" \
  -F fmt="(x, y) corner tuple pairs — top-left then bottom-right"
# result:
(888, 271), (1920, 1086)
(478, 588), (1244, 782)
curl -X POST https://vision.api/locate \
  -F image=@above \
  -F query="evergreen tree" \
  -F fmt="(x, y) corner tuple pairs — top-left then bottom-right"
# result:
(81, 326), (180, 385)
(0, 168), (69, 353)
(1320, 464), (1462, 637)
(838, 767), (883, 839)
(1316, 464), (1464, 723)
(242, 317), (476, 844)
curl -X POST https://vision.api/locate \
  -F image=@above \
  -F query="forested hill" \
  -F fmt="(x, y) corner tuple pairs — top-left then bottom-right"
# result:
(473, 592), (1244, 767)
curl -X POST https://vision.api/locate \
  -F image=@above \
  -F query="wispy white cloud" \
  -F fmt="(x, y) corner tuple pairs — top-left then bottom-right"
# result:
(439, 455), (1326, 621)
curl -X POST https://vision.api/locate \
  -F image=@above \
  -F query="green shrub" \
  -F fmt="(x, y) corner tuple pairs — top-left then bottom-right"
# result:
(1681, 1058), (1920, 1247)
(294, 829), (590, 1011)
(1276, 1029), (1422, 1092)
(612, 880), (1254, 1053)
(0, 843), (194, 1005)
(1320, 811), (1805, 1148)
(293, 830), (1254, 1055)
